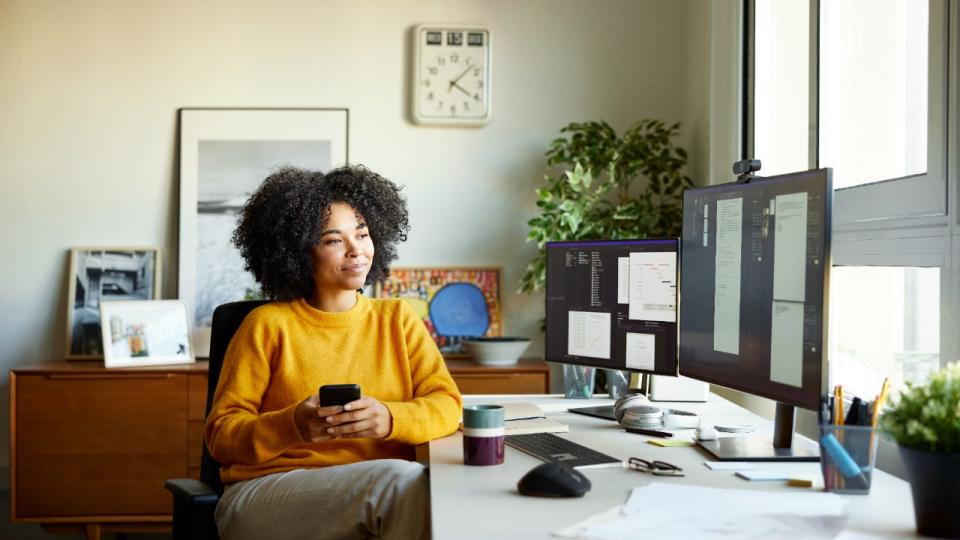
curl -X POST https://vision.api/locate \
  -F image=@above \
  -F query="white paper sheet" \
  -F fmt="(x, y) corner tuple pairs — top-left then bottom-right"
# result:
(772, 192), (808, 302)
(770, 300), (804, 387)
(714, 198), (743, 354)
(567, 310), (611, 359)
(558, 483), (849, 540)
(704, 461), (755, 471)
(628, 251), (677, 322)
(625, 332), (656, 371)
(621, 482), (846, 518)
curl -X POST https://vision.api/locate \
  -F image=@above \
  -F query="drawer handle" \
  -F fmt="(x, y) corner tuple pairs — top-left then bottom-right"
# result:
(47, 373), (176, 380)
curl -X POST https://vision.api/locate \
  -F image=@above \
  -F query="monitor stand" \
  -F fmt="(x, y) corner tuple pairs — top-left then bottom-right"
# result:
(696, 402), (820, 462)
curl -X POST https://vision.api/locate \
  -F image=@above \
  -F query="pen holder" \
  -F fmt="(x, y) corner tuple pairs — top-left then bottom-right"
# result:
(818, 424), (879, 494)
(563, 365), (596, 399)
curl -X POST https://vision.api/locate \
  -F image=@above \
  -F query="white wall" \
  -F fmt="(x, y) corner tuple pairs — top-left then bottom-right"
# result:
(0, 0), (711, 477)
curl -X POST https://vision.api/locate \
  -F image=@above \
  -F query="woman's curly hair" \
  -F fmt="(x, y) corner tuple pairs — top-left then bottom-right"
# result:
(232, 165), (410, 301)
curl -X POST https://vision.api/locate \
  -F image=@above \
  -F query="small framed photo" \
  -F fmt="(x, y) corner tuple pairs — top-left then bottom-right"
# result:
(66, 247), (161, 359)
(100, 300), (194, 368)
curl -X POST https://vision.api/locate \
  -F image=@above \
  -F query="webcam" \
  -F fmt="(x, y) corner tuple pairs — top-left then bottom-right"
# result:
(733, 159), (762, 183)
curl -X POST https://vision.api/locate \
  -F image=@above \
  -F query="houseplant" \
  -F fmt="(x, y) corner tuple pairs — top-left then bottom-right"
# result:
(881, 362), (960, 538)
(519, 119), (692, 394)
(519, 119), (692, 294)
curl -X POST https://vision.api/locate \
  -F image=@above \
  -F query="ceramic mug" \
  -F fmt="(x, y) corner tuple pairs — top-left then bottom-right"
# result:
(462, 404), (505, 466)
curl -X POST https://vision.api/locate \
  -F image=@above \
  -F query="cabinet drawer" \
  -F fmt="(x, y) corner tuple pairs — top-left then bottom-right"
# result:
(188, 374), (207, 420)
(452, 373), (547, 394)
(14, 373), (189, 517)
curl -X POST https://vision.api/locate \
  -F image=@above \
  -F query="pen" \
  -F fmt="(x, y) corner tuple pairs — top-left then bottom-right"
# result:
(625, 427), (674, 438)
(844, 397), (862, 426)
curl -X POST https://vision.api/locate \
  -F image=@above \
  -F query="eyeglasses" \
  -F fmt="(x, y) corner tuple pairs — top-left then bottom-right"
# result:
(627, 457), (684, 477)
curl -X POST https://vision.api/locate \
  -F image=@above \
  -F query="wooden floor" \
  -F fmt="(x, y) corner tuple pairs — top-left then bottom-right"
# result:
(0, 491), (170, 540)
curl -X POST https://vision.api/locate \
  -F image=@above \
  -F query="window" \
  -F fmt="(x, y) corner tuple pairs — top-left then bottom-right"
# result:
(830, 266), (940, 397)
(747, 0), (953, 394)
(820, 1), (929, 190)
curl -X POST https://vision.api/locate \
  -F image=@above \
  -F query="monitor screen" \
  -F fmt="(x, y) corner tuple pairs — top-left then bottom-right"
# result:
(679, 169), (831, 411)
(545, 238), (679, 375)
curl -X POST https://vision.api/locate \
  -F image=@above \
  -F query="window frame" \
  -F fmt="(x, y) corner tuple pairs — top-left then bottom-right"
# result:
(739, 0), (958, 478)
(743, 0), (957, 372)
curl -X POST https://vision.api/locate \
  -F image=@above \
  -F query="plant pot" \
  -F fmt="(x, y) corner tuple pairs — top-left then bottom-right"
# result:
(899, 445), (960, 538)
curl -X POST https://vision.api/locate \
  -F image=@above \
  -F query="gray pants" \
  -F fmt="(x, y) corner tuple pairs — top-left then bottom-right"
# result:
(215, 459), (430, 540)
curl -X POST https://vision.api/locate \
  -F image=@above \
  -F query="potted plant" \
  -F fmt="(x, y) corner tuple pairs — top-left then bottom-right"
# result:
(519, 119), (692, 294)
(881, 362), (960, 538)
(519, 119), (692, 394)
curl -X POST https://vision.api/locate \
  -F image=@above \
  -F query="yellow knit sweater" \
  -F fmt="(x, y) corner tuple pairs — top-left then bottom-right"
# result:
(204, 294), (463, 484)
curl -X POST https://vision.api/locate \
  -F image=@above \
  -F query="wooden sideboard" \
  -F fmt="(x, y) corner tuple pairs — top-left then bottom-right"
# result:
(9, 361), (208, 540)
(445, 357), (550, 394)
(9, 358), (549, 539)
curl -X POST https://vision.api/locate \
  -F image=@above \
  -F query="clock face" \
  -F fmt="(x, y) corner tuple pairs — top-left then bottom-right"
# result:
(413, 26), (491, 125)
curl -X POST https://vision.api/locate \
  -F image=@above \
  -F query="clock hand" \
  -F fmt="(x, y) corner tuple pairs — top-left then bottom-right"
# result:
(447, 64), (473, 91)
(452, 82), (471, 97)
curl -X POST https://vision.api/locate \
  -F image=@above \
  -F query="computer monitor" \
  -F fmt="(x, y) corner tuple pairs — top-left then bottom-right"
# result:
(545, 238), (679, 380)
(679, 168), (831, 461)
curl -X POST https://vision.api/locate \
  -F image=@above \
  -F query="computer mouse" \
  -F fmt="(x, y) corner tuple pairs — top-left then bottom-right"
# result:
(517, 462), (591, 498)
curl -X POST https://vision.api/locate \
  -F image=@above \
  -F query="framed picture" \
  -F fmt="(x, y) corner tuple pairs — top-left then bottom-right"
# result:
(100, 300), (194, 368)
(65, 247), (161, 359)
(374, 267), (502, 356)
(178, 108), (349, 357)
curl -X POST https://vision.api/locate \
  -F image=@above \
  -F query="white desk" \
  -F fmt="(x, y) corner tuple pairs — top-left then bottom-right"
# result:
(428, 394), (917, 539)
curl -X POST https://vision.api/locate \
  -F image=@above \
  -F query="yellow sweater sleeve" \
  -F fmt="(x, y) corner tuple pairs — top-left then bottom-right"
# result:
(204, 312), (305, 466)
(383, 300), (463, 445)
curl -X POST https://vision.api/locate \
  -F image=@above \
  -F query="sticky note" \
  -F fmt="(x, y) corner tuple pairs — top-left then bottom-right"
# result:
(787, 477), (814, 487)
(648, 439), (694, 447)
(704, 461), (755, 471)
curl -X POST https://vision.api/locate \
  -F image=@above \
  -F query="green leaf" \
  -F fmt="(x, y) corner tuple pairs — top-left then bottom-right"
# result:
(521, 116), (693, 295)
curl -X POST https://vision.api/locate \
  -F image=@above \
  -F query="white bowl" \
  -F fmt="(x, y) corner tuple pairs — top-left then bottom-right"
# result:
(462, 337), (532, 366)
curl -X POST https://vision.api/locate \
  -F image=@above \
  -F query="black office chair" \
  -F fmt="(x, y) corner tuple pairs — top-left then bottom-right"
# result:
(165, 300), (269, 540)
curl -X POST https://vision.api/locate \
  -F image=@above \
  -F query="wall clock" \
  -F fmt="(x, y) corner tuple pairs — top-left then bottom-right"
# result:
(412, 25), (491, 126)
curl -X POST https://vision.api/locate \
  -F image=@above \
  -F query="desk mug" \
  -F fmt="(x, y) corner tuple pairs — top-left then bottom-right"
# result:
(463, 404), (505, 466)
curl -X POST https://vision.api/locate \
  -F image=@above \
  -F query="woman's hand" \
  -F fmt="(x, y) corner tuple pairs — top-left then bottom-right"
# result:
(293, 394), (347, 443)
(324, 396), (394, 439)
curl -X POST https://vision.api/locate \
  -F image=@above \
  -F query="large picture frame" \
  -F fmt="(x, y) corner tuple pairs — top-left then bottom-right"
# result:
(65, 246), (161, 359)
(100, 300), (194, 368)
(374, 267), (502, 356)
(178, 108), (349, 357)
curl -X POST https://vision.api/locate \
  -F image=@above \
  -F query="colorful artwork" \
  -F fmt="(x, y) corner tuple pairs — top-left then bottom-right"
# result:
(375, 267), (501, 355)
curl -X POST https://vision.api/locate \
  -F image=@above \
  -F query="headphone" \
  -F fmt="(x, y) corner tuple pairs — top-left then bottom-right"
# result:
(613, 393), (700, 430)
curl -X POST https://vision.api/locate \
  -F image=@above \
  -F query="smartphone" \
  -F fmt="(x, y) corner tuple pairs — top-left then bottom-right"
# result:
(319, 384), (361, 407)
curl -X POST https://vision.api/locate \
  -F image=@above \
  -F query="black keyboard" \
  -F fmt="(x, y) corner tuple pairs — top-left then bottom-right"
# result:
(504, 432), (622, 469)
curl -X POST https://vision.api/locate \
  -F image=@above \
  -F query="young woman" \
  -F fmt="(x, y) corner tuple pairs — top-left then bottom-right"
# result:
(205, 166), (462, 540)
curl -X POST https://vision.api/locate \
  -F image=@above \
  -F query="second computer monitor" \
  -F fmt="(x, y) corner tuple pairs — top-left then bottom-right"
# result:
(678, 168), (831, 411)
(545, 238), (679, 375)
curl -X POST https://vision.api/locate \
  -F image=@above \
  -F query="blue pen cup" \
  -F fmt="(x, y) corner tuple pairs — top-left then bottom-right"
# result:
(818, 424), (879, 494)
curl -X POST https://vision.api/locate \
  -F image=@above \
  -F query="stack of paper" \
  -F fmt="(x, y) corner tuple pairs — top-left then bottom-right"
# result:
(500, 401), (569, 435)
(554, 482), (849, 539)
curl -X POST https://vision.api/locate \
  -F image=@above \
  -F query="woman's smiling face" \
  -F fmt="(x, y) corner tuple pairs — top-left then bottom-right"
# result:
(310, 202), (375, 293)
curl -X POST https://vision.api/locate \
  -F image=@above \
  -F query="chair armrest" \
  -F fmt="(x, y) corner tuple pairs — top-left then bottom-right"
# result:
(165, 478), (219, 504)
